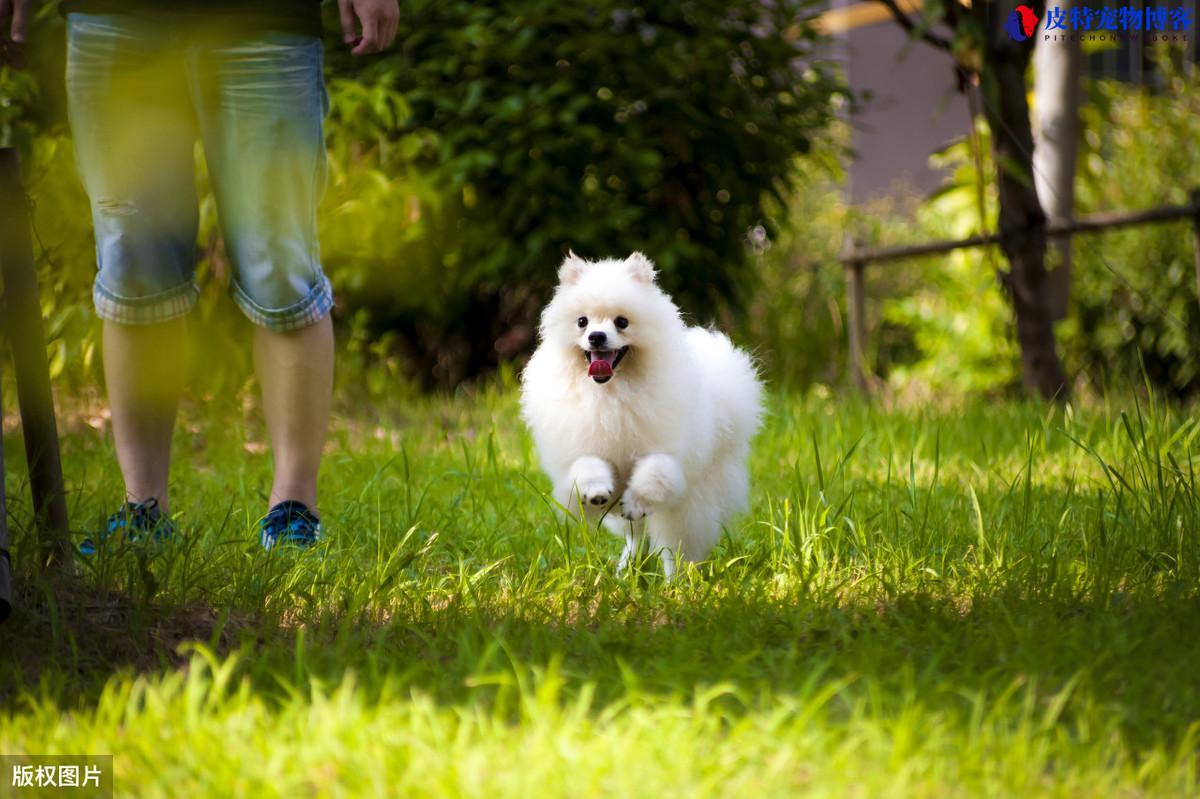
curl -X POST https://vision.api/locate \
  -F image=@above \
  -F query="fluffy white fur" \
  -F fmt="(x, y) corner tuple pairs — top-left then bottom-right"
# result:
(520, 252), (763, 578)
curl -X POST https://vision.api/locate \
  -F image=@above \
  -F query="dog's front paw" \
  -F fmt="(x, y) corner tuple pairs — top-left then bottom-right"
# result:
(620, 490), (652, 521)
(577, 476), (615, 509)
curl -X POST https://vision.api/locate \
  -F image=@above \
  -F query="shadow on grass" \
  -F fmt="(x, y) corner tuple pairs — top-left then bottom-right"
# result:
(2, 556), (1198, 759)
(4, 412), (1199, 762)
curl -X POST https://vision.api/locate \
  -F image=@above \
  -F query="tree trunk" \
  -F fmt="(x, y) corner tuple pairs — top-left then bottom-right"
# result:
(976, 1), (1070, 400)
(1033, 7), (1082, 320)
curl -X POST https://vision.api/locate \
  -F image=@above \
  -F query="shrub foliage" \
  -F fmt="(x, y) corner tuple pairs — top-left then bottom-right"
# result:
(326, 0), (845, 383)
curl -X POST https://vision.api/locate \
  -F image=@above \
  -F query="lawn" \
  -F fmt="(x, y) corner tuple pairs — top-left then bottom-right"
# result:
(2, 382), (1199, 797)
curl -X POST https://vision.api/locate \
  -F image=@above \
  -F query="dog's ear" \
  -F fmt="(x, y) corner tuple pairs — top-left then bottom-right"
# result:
(558, 251), (589, 286)
(625, 252), (657, 284)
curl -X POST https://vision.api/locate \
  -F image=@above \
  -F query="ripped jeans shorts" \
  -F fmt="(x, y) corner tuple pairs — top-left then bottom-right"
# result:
(66, 12), (333, 331)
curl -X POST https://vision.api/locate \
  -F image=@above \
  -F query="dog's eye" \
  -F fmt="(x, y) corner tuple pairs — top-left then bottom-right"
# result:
(577, 316), (588, 329)
(614, 316), (629, 330)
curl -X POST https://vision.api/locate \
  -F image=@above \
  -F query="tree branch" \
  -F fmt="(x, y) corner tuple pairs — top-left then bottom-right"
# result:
(874, 0), (953, 52)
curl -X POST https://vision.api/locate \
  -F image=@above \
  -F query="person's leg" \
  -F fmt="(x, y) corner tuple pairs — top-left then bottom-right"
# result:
(66, 14), (200, 520)
(191, 31), (333, 520)
(255, 315), (333, 510)
(104, 318), (188, 512)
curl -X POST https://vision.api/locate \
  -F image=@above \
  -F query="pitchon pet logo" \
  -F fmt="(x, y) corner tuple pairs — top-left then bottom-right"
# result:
(1006, 5), (1194, 41)
(1005, 5), (1040, 40)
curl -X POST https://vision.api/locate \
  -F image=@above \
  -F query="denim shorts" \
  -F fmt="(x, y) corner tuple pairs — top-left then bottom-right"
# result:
(66, 13), (333, 331)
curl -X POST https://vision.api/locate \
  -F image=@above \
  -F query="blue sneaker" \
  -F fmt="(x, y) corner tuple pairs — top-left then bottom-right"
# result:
(80, 498), (174, 556)
(260, 501), (322, 551)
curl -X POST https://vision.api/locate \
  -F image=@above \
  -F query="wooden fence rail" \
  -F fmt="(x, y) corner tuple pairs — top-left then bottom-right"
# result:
(839, 189), (1200, 392)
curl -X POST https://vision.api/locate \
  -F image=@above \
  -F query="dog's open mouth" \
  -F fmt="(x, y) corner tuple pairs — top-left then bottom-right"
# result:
(584, 347), (629, 384)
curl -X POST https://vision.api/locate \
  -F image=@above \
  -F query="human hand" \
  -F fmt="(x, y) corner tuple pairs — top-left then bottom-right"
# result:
(337, 0), (399, 56)
(0, 0), (32, 67)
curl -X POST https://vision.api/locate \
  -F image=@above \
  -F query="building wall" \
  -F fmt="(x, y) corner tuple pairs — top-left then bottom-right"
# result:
(824, 1), (971, 205)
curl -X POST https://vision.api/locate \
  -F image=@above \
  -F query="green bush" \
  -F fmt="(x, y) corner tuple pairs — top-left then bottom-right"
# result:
(876, 121), (1022, 397)
(0, 67), (37, 154)
(317, 76), (461, 389)
(748, 121), (1013, 397)
(743, 145), (849, 389)
(1069, 57), (1200, 397)
(324, 0), (846, 384)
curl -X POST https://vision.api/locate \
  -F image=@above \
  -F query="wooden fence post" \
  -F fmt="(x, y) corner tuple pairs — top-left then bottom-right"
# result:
(845, 255), (870, 394)
(0, 147), (72, 573)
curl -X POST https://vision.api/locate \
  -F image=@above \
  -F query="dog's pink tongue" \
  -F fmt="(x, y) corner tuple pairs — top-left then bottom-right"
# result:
(588, 359), (613, 379)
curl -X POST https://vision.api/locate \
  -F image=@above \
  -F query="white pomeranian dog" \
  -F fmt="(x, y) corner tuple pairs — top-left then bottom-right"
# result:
(520, 251), (762, 578)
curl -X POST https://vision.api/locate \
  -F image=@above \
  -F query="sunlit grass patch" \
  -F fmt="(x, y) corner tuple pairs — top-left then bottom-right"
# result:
(2, 389), (1199, 797)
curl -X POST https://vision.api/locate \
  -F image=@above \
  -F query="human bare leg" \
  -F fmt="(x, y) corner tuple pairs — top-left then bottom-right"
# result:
(104, 317), (188, 512)
(254, 314), (333, 511)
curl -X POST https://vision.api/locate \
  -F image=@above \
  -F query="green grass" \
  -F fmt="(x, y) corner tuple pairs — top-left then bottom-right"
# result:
(2, 383), (1200, 797)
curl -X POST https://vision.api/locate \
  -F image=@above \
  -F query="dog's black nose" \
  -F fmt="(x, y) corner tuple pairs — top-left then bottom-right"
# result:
(588, 331), (607, 347)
